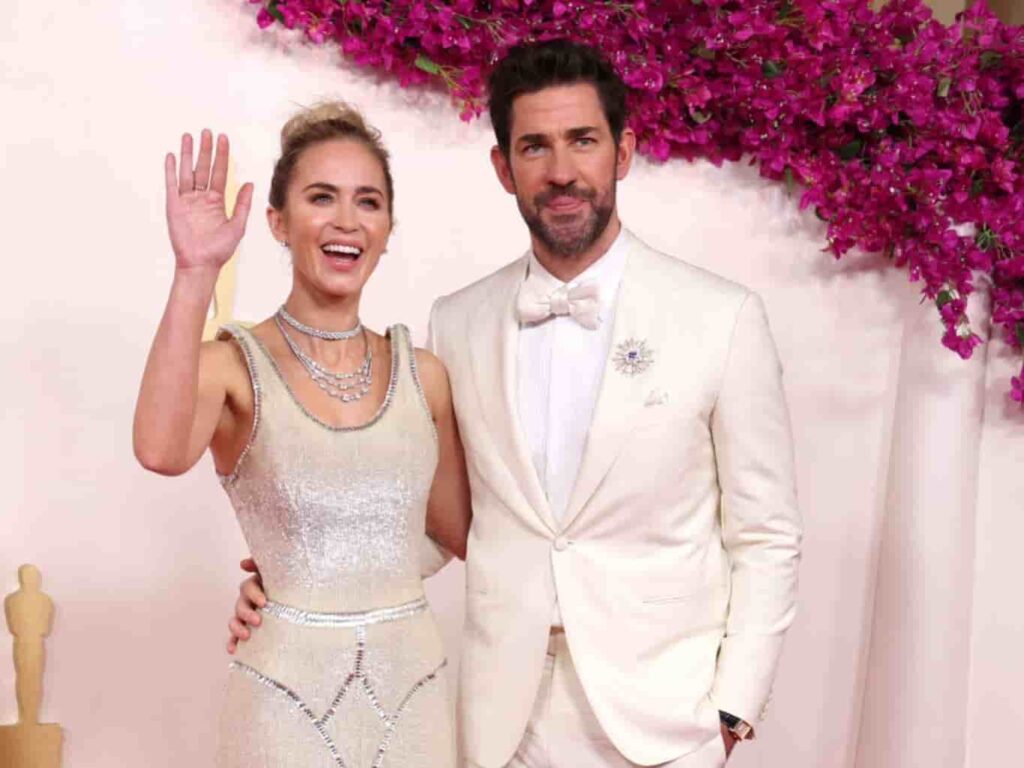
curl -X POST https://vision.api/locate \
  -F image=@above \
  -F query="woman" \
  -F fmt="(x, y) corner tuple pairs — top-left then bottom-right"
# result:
(133, 102), (470, 767)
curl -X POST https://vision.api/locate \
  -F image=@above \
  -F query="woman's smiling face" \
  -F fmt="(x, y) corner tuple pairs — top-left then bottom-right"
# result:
(269, 137), (392, 299)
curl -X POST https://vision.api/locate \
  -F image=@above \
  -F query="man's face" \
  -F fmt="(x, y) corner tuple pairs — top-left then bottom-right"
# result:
(492, 83), (634, 258)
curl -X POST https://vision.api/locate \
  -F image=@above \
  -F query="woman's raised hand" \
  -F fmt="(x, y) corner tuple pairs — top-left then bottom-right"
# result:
(165, 130), (254, 273)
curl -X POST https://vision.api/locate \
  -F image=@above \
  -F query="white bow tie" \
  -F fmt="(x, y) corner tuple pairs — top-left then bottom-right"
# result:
(516, 274), (602, 330)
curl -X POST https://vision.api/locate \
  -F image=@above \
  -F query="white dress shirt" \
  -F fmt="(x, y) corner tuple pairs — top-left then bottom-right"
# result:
(516, 230), (629, 624)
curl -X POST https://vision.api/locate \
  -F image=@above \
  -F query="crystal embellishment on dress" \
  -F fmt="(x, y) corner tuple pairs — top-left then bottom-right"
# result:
(262, 597), (428, 628)
(613, 338), (655, 376)
(230, 623), (447, 768)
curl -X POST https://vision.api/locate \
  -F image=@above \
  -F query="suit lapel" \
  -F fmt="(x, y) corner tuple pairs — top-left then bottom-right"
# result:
(467, 257), (558, 535)
(562, 240), (660, 531)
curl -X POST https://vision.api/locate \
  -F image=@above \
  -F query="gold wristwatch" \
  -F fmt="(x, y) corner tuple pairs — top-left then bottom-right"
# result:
(719, 710), (755, 741)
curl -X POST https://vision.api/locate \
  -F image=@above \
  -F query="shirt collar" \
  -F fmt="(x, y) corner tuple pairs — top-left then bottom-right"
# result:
(525, 226), (630, 316)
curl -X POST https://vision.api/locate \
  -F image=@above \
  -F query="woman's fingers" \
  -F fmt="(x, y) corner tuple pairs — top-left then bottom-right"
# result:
(241, 575), (267, 608)
(230, 182), (254, 235)
(229, 617), (250, 641)
(210, 133), (230, 194)
(177, 133), (194, 193)
(193, 129), (214, 192)
(164, 153), (178, 200)
(170, 129), (245, 201)
(235, 594), (262, 627)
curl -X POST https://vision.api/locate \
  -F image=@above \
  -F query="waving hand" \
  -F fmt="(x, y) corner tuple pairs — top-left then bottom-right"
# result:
(165, 130), (254, 272)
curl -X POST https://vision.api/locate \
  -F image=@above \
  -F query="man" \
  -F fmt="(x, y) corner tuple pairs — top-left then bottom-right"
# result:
(231, 40), (801, 768)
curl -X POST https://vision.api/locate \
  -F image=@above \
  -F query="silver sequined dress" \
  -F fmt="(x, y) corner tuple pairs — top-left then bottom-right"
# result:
(214, 324), (453, 768)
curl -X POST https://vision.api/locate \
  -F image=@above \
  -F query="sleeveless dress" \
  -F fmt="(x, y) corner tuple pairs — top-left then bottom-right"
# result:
(214, 324), (454, 768)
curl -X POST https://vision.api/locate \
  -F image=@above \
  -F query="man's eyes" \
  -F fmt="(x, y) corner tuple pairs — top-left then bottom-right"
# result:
(521, 137), (595, 154)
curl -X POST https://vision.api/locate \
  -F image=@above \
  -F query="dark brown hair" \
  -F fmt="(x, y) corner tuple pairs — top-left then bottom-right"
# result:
(488, 40), (628, 156)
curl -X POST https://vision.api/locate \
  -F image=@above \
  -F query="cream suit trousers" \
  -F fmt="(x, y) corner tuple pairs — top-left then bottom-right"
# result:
(497, 633), (728, 768)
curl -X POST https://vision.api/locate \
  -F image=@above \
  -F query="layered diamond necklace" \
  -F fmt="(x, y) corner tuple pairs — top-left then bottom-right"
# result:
(274, 305), (373, 403)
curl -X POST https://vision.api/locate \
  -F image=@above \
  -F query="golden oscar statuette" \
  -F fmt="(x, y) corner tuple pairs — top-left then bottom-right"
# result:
(0, 565), (63, 768)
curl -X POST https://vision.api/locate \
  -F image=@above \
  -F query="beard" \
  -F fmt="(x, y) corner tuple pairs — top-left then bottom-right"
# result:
(517, 180), (615, 258)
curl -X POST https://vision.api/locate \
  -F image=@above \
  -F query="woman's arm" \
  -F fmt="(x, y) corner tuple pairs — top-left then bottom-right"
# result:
(416, 348), (472, 561)
(133, 131), (253, 475)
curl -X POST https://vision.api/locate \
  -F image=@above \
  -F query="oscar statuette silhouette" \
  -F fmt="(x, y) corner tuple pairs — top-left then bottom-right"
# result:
(0, 565), (63, 767)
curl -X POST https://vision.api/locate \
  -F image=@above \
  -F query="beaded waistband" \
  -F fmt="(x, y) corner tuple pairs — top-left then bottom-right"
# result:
(263, 597), (428, 628)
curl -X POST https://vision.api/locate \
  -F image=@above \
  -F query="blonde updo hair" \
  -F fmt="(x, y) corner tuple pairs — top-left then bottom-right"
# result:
(269, 101), (394, 219)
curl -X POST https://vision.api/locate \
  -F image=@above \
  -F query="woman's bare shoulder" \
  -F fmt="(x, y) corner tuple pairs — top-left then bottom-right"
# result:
(202, 317), (275, 392)
(412, 346), (451, 417)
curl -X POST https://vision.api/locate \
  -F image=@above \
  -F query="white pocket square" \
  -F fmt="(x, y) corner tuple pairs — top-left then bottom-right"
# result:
(644, 389), (669, 407)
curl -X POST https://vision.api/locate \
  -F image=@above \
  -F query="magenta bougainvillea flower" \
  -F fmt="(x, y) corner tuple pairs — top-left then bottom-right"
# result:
(250, 0), (1024, 410)
(1011, 373), (1024, 403)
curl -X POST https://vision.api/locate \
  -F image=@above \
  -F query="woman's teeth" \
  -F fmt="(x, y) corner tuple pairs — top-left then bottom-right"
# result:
(322, 244), (362, 259)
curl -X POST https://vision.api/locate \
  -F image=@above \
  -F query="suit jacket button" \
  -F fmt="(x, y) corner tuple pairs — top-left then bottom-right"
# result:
(553, 537), (571, 551)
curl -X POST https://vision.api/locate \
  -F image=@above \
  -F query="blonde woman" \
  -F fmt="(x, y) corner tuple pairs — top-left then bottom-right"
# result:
(133, 103), (469, 767)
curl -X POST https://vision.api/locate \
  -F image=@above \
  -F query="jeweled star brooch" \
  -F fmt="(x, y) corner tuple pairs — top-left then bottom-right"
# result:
(613, 338), (654, 376)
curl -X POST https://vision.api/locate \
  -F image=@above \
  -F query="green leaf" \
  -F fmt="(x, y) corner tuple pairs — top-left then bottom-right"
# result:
(267, 0), (285, 23)
(762, 60), (785, 79)
(970, 174), (984, 198)
(936, 289), (954, 309)
(414, 55), (441, 75)
(936, 77), (951, 99)
(691, 45), (717, 61)
(975, 225), (995, 251)
(1016, 322), (1024, 348)
(837, 140), (862, 161)
(784, 166), (795, 191)
(980, 51), (1003, 70)
(691, 110), (711, 124)
(458, 17), (472, 29)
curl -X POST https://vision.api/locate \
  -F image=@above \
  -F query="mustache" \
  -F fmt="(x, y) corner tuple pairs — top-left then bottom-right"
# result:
(534, 184), (596, 208)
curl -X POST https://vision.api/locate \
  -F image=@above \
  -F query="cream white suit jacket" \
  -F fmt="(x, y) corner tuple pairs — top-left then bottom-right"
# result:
(426, 231), (802, 767)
